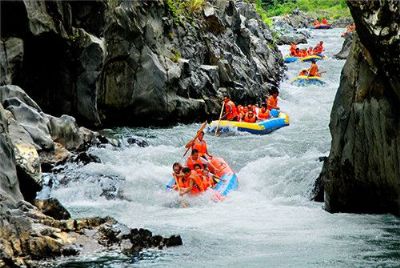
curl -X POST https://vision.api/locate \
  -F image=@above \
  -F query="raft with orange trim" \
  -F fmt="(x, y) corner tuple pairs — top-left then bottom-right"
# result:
(284, 54), (326, 64)
(291, 75), (326, 86)
(207, 110), (289, 135)
(166, 157), (238, 199)
(314, 24), (332, 29)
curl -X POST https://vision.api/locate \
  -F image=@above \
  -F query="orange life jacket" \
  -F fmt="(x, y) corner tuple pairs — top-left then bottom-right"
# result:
(192, 139), (207, 157)
(258, 109), (270, 120)
(243, 114), (256, 123)
(321, 18), (328, 25)
(308, 63), (319, 77)
(186, 156), (205, 170)
(224, 100), (238, 120)
(299, 70), (308, 76)
(267, 96), (278, 110)
(209, 157), (233, 178)
(189, 171), (206, 194)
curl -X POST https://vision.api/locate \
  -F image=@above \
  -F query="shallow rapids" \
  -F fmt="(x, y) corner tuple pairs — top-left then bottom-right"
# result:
(51, 28), (400, 267)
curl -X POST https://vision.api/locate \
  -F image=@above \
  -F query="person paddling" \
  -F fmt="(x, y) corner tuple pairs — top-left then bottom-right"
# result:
(308, 60), (321, 77)
(185, 131), (211, 158)
(221, 96), (239, 121)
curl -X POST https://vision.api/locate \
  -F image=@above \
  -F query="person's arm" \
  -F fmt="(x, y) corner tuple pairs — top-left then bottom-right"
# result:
(180, 180), (193, 196)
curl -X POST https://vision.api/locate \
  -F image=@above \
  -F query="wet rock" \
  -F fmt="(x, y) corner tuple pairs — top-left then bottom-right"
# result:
(126, 137), (149, 147)
(319, 0), (400, 215)
(2, 0), (283, 127)
(33, 198), (71, 220)
(332, 17), (353, 28)
(0, 85), (42, 112)
(0, 104), (23, 205)
(4, 98), (54, 150)
(334, 32), (353, 60)
(72, 151), (101, 165)
(0, 38), (24, 85)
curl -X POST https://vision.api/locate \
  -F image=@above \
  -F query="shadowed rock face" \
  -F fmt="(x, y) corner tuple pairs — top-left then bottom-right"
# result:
(317, 0), (400, 215)
(1, 0), (283, 127)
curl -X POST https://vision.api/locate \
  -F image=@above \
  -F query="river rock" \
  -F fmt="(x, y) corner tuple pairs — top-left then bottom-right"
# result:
(33, 198), (71, 220)
(317, 0), (400, 215)
(334, 32), (353, 60)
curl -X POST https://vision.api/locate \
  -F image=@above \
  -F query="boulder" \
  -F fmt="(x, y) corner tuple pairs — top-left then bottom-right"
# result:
(4, 98), (54, 150)
(33, 198), (71, 220)
(334, 32), (353, 60)
(318, 0), (400, 215)
(0, 104), (23, 205)
(0, 38), (24, 85)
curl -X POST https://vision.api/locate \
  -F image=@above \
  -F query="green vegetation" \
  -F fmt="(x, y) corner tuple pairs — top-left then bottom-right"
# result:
(166, 0), (205, 18)
(170, 49), (182, 63)
(260, 0), (350, 19)
(255, 0), (273, 27)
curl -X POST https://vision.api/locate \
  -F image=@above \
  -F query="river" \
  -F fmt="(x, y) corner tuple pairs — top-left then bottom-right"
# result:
(51, 28), (400, 267)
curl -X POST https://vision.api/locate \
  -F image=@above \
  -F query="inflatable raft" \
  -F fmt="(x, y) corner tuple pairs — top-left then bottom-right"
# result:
(166, 157), (238, 200)
(284, 54), (325, 64)
(314, 24), (332, 29)
(291, 75), (326, 86)
(207, 111), (289, 135)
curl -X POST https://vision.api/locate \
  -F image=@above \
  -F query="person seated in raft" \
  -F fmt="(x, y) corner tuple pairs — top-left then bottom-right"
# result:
(307, 46), (314, 56)
(185, 131), (211, 158)
(267, 90), (280, 111)
(239, 106), (248, 121)
(321, 18), (328, 25)
(299, 69), (309, 76)
(308, 60), (321, 77)
(313, 19), (320, 27)
(257, 105), (270, 121)
(243, 109), (257, 123)
(172, 162), (184, 190)
(221, 96), (239, 121)
(179, 167), (207, 196)
(289, 43), (297, 56)
(313, 41), (324, 55)
(193, 164), (217, 189)
(187, 149), (221, 173)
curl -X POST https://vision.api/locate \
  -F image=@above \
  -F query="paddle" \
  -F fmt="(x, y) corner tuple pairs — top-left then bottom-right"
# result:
(182, 121), (207, 157)
(214, 101), (225, 136)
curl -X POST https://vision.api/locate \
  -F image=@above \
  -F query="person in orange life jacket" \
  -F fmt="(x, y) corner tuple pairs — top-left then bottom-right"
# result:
(267, 90), (280, 111)
(321, 18), (328, 25)
(185, 131), (211, 158)
(240, 106), (248, 121)
(243, 109), (257, 123)
(186, 149), (220, 173)
(307, 46), (314, 55)
(172, 162), (187, 190)
(179, 167), (206, 196)
(289, 43), (297, 56)
(308, 59), (320, 77)
(257, 106), (270, 121)
(313, 19), (320, 26)
(193, 163), (212, 189)
(313, 41), (324, 54)
(222, 96), (239, 121)
(299, 69), (309, 76)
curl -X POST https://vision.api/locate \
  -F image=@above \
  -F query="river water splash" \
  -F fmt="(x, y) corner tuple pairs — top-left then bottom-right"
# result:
(51, 29), (400, 267)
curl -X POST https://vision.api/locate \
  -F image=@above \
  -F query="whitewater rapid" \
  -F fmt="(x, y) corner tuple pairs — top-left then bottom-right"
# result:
(52, 28), (400, 267)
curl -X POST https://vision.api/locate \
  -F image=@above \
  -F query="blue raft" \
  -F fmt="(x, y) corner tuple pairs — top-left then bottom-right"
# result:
(166, 172), (239, 198)
(207, 111), (289, 135)
(291, 75), (326, 87)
